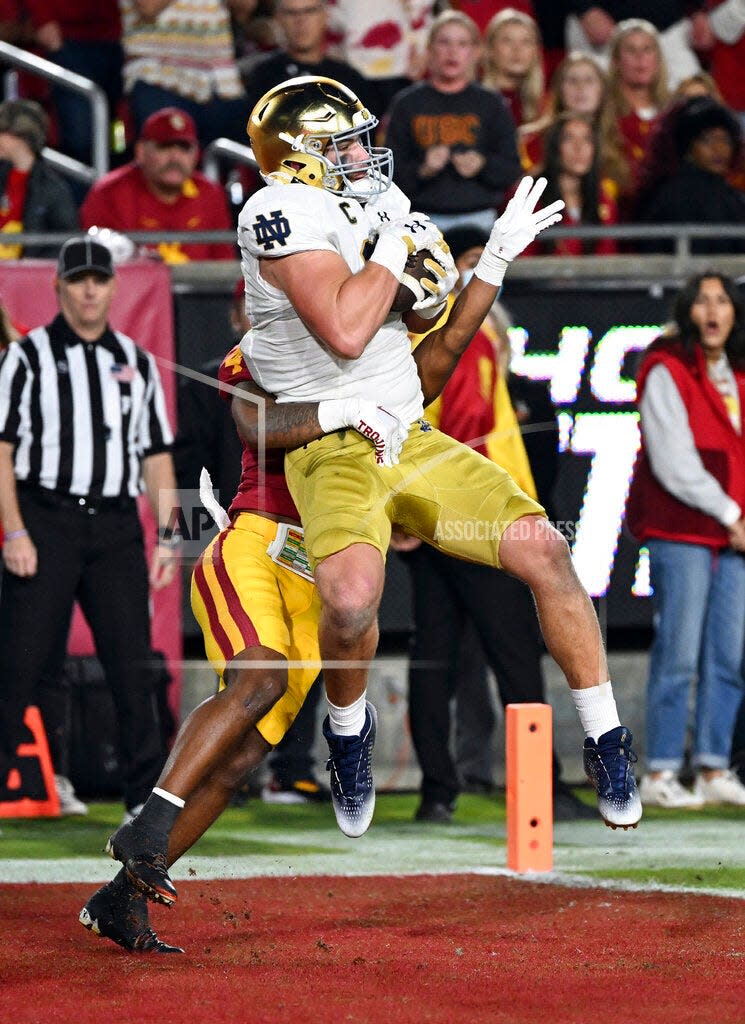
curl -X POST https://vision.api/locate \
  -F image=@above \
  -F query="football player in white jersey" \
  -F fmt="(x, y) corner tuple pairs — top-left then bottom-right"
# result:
(234, 76), (641, 837)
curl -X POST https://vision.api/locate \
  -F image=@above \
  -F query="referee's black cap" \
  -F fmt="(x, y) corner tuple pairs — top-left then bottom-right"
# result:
(57, 236), (115, 280)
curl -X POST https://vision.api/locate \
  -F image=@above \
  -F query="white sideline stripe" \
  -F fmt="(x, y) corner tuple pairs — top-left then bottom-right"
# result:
(2, 819), (745, 896)
(1, 857), (743, 902)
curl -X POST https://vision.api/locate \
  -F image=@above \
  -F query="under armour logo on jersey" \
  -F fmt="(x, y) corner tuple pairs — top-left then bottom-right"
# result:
(405, 218), (427, 232)
(375, 211), (391, 223)
(252, 210), (291, 251)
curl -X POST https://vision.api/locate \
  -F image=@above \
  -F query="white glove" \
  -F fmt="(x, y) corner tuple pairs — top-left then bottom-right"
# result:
(368, 213), (446, 281)
(317, 397), (409, 468)
(412, 240), (459, 318)
(474, 176), (565, 287)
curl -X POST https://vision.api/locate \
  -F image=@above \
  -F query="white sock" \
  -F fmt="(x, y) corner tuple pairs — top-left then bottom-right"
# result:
(571, 681), (621, 742)
(327, 692), (367, 736)
(152, 786), (186, 809)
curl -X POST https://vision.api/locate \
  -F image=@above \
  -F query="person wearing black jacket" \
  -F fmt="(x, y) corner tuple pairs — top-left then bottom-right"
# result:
(0, 99), (79, 259)
(385, 10), (521, 235)
(637, 95), (745, 254)
(242, 0), (378, 119)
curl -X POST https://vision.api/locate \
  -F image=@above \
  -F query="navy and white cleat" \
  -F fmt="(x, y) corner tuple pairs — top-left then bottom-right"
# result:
(322, 701), (377, 838)
(584, 725), (642, 830)
(79, 883), (183, 953)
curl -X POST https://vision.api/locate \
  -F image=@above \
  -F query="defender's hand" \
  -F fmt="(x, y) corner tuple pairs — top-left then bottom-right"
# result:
(317, 397), (410, 468)
(488, 176), (565, 262)
(352, 401), (409, 468)
(474, 176), (564, 286)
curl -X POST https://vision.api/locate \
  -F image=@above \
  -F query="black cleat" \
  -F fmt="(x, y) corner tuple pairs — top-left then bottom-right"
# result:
(106, 820), (178, 906)
(79, 882), (183, 953)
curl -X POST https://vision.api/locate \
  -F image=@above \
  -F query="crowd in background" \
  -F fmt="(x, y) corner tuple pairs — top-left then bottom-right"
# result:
(1, 0), (745, 260)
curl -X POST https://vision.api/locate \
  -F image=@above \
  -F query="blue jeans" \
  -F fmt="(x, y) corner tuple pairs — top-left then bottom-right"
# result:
(646, 539), (745, 772)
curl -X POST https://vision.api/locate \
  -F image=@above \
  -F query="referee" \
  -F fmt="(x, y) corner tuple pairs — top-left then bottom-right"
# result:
(0, 236), (179, 819)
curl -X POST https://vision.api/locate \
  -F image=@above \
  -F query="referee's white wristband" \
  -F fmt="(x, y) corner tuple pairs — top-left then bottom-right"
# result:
(473, 251), (509, 288)
(368, 233), (409, 280)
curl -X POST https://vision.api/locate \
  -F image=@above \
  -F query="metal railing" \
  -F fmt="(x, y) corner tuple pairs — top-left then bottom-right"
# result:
(0, 39), (109, 184)
(202, 137), (258, 183)
(1, 223), (742, 267)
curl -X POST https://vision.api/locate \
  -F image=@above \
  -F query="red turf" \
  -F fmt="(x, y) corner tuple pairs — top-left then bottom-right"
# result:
(2, 875), (745, 1024)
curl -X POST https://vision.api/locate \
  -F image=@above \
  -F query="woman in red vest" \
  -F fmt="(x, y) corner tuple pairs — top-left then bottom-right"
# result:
(626, 272), (745, 808)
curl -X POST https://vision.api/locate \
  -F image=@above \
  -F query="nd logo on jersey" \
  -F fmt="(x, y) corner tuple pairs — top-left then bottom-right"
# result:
(252, 210), (291, 251)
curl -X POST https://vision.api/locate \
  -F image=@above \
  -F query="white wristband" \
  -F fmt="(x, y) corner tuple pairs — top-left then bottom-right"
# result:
(368, 232), (409, 279)
(317, 397), (357, 433)
(473, 251), (509, 288)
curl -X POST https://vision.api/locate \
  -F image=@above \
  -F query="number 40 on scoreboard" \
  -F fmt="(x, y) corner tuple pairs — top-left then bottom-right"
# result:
(508, 323), (661, 599)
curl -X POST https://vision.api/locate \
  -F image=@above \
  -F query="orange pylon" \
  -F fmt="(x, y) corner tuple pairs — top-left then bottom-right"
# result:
(0, 706), (60, 818)
(506, 703), (552, 872)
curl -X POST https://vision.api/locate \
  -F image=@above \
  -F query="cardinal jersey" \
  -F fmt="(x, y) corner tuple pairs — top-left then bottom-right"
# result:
(217, 342), (300, 521)
(237, 180), (425, 425)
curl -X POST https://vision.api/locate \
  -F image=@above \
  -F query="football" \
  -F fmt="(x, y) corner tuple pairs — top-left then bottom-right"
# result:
(390, 249), (432, 314)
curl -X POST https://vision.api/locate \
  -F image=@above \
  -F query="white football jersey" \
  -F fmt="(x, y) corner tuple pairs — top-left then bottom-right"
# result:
(237, 180), (424, 425)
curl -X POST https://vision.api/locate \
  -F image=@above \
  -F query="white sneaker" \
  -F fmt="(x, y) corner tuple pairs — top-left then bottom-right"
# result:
(639, 770), (704, 808)
(120, 802), (145, 825)
(694, 769), (745, 806)
(54, 775), (89, 816)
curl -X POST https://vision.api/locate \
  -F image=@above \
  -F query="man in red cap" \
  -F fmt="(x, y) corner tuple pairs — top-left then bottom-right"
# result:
(81, 107), (235, 264)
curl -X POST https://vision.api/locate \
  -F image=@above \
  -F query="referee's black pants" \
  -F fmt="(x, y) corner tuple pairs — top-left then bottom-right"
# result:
(0, 487), (164, 809)
(404, 543), (561, 808)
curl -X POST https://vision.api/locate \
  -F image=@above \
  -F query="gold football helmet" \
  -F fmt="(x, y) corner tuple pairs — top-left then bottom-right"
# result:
(248, 76), (393, 200)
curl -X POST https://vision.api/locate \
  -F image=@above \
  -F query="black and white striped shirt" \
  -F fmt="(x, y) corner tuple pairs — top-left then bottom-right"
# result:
(0, 314), (174, 499)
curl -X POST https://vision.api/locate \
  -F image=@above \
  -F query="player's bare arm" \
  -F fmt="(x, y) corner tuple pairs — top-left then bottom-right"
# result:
(231, 377), (408, 468)
(260, 248), (399, 359)
(415, 176), (566, 405)
(413, 275), (501, 407)
(231, 379), (324, 449)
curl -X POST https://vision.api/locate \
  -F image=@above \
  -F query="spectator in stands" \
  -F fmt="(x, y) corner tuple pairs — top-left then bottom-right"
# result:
(526, 113), (618, 255)
(449, 2), (566, 82)
(385, 10), (521, 234)
(398, 227), (592, 823)
(600, 19), (670, 217)
(242, 0), (377, 117)
(636, 96), (745, 254)
(0, 99), (79, 259)
(672, 71), (724, 103)
(119, 0), (247, 149)
(626, 271), (745, 808)
(565, 1), (704, 89)
(0, 0), (35, 47)
(324, 1), (437, 113)
(481, 9), (545, 134)
(227, 0), (277, 79)
(519, 51), (628, 184)
(696, 1), (745, 129)
(23, 0), (123, 170)
(80, 107), (235, 264)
